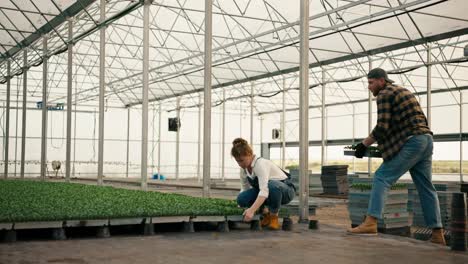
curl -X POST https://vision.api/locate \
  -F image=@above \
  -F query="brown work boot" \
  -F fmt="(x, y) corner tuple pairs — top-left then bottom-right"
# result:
(430, 229), (446, 246)
(267, 215), (281, 230)
(261, 212), (272, 227)
(347, 215), (378, 236)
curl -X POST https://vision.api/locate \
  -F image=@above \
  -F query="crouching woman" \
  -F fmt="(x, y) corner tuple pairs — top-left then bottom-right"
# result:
(231, 138), (296, 230)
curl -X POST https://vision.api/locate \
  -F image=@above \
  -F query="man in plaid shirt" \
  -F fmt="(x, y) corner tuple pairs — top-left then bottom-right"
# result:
(347, 68), (445, 246)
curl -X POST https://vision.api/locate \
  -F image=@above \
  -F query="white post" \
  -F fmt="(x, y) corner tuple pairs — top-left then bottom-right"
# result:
(250, 82), (254, 146)
(40, 36), (48, 181)
(197, 94), (201, 182)
(141, 0), (151, 190)
(97, 0), (106, 186)
(460, 91), (464, 183)
(65, 18), (73, 183)
(20, 50), (28, 179)
(175, 96), (180, 181)
(282, 77), (286, 168)
(151, 106), (155, 174)
(158, 101), (162, 177)
(72, 69), (77, 177)
(3, 60), (10, 179)
(14, 80), (19, 177)
(222, 89), (226, 181)
(299, 0), (310, 222)
(126, 107), (130, 177)
(321, 69), (326, 168)
(352, 105), (356, 173)
(427, 43), (432, 127)
(368, 57), (373, 177)
(202, 0), (213, 197)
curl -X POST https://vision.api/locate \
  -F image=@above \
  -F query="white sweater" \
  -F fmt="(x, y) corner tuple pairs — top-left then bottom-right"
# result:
(240, 156), (287, 198)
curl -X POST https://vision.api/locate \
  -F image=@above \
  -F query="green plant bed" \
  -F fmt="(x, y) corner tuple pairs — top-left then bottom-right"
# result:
(0, 180), (243, 223)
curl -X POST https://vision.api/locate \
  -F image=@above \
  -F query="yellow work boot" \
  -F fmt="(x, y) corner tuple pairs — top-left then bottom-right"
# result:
(430, 229), (446, 246)
(261, 212), (272, 227)
(347, 216), (378, 236)
(267, 215), (281, 230)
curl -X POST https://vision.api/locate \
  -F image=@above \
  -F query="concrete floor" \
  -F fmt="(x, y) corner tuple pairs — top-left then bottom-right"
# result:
(1, 223), (466, 264)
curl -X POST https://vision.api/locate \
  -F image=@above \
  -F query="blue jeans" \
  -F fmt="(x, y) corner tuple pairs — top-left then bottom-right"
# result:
(367, 134), (442, 228)
(236, 180), (295, 214)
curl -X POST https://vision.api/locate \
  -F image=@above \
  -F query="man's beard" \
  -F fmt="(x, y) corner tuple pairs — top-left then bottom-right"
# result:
(372, 83), (385, 96)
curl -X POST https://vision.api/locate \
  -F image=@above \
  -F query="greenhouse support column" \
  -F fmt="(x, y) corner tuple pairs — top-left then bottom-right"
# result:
(222, 89), (226, 181)
(72, 77), (77, 177)
(281, 77), (286, 168)
(151, 107), (155, 173)
(97, 0), (106, 186)
(14, 80), (19, 177)
(3, 60), (10, 179)
(352, 105), (356, 173)
(141, 0), (152, 190)
(460, 91), (464, 183)
(158, 101), (162, 177)
(368, 57), (373, 177)
(239, 101), (242, 136)
(65, 18), (73, 183)
(126, 107), (130, 177)
(321, 69), (326, 168)
(298, 0), (310, 222)
(197, 95), (201, 182)
(239, 102), (242, 180)
(175, 97), (180, 181)
(250, 82), (254, 146)
(427, 43), (432, 127)
(20, 50), (28, 179)
(202, 0), (213, 198)
(260, 116), (263, 149)
(40, 36), (48, 181)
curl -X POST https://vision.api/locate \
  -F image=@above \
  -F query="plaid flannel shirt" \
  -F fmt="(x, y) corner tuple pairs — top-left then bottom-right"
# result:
(371, 84), (432, 161)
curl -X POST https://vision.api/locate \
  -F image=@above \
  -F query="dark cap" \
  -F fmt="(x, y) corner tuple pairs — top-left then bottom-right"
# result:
(367, 68), (394, 83)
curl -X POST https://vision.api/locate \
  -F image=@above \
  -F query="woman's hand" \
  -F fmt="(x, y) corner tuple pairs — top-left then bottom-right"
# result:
(243, 208), (255, 222)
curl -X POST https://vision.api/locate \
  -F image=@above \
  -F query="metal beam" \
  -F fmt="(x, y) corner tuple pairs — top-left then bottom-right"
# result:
(141, 0), (151, 190)
(97, 0), (106, 186)
(427, 43), (432, 126)
(127, 27), (468, 107)
(260, 83), (468, 116)
(158, 102), (162, 177)
(175, 96), (180, 180)
(14, 81), (18, 177)
(460, 91), (464, 183)
(250, 82), (254, 146)
(20, 50), (27, 179)
(65, 18), (73, 183)
(81, 0), (372, 102)
(3, 60), (10, 178)
(126, 107), (130, 178)
(72, 73), (77, 177)
(197, 94), (201, 182)
(0, 0), (95, 61)
(222, 89), (226, 181)
(203, 0), (213, 198)
(40, 36), (48, 180)
(368, 58), (372, 177)
(321, 69), (326, 168)
(299, 0), (309, 222)
(281, 77), (286, 168)
(352, 105), (356, 172)
(268, 133), (468, 148)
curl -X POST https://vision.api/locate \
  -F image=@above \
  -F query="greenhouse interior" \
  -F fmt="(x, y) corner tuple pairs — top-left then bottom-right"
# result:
(0, 0), (467, 263)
